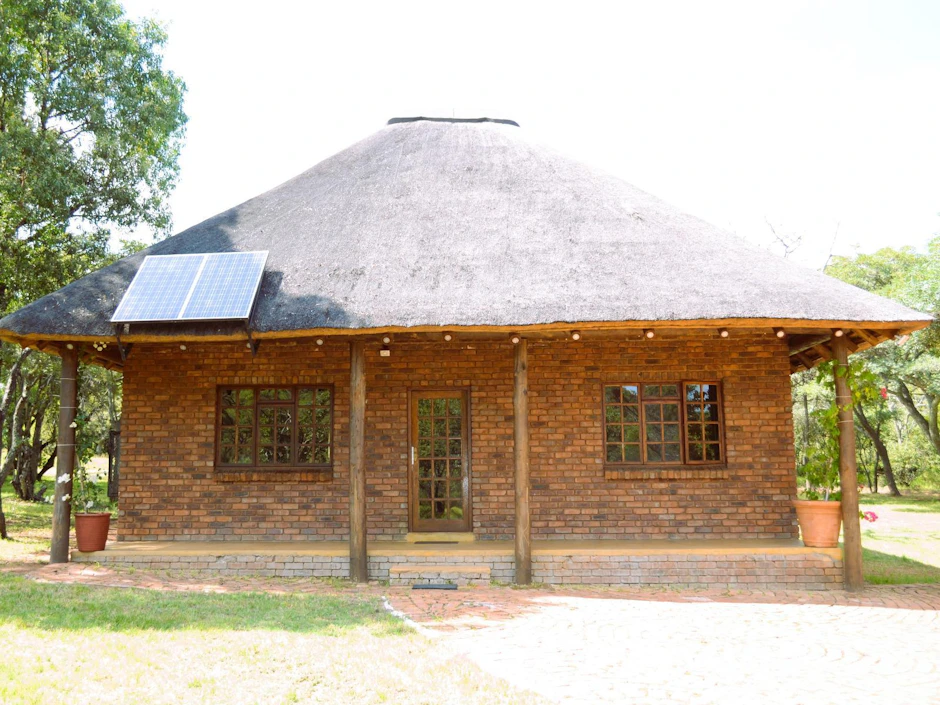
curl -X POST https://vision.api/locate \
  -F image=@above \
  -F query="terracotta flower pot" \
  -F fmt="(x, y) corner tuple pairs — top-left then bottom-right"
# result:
(74, 512), (111, 552)
(794, 500), (842, 548)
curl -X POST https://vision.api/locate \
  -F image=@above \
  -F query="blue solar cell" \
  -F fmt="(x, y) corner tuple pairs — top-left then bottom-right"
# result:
(111, 255), (204, 323)
(111, 251), (267, 323)
(180, 252), (268, 320)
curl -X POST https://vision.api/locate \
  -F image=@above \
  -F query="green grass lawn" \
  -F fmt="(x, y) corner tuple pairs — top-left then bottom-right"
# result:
(0, 573), (543, 704)
(862, 548), (940, 584)
(858, 492), (940, 513)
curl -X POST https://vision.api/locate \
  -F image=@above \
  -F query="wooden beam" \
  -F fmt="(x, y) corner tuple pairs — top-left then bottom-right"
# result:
(832, 336), (864, 591)
(348, 340), (368, 583)
(50, 347), (78, 563)
(795, 352), (815, 369)
(513, 339), (531, 584)
(854, 329), (882, 346)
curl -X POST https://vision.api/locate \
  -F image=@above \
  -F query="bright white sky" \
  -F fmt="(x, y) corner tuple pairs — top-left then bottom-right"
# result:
(122, 0), (940, 269)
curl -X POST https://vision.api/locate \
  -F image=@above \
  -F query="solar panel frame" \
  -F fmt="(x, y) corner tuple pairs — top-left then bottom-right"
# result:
(110, 251), (268, 324)
(179, 252), (269, 321)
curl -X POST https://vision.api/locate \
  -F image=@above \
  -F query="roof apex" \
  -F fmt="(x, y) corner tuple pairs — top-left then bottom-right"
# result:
(387, 116), (520, 127)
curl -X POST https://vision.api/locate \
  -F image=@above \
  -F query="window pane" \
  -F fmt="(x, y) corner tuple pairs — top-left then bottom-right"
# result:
(298, 408), (313, 427)
(418, 418), (431, 437)
(661, 384), (678, 397)
(315, 427), (330, 446)
(298, 445), (312, 463)
(686, 404), (702, 422)
(434, 480), (447, 499)
(622, 385), (639, 403)
(607, 444), (623, 463)
(451, 459), (462, 476)
(604, 386), (621, 403)
(419, 482), (431, 499)
(434, 460), (447, 477)
(433, 500), (446, 518)
(418, 460), (431, 477)
(646, 425), (662, 442)
(277, 426), (291, 444)
(260, 427), (273, 444)
(664, 424), (680, 441)
(689, 443), (704, 461)
(643, 385), (660, 398)
(260, 388), (275, 400)
(221, 408), (236, 426)
(449, 480), (462, 498)
(315, 446), (332, 464)
(624, 405), (639, 422)
(448, 398), (461, 416)
(238, 389), (254, 406)
(662, 404), (679, 421)
(418, 439), (431, 457)
(221, 389), (237, 407)
(259, 408), (274, 425)
(277, 388), (292, 401)
(238, 428), (252, 444)
(702, 384), (719, 402)
(624, 425), (640, 442)
(236, 447), (252, 464)
(624, 445), (641, 462)
(298, 388), (314, 406)
(645, 404), (661, 422)
(237, 409), (252, 426)
(220, 446), (235, 463)
(687, 424), (702, 441)
(433, 419), (447, 437)
(418, 399), (431, 416)
(705, 424), (720, 441)
(419, 502), (432, 519)
(276, 409), (292, 426)
(606, 425), (621, 442)
(316, 408), (330, 427)
(704, 404), (720, 422)
(316, 388), (331, 407)
(706, 444), (721, 461)
(606, 405), (622, 422)
(664, 444), (681, 462)
(449, 418), (461, 437)
(276, 446), (291, 464)
(432, 399), (447, 416)
(647, 445), (662, 462)
(434, 439), (447, 457)
(449, 439), (461, 456)
(686, 384), (701, 402)
(259, 446), (274, 463)
(221, 428), (235, 444)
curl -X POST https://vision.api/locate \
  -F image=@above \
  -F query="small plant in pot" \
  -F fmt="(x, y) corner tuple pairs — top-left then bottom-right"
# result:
(796, 360), (879, 547)
(70, 464), (111, 553)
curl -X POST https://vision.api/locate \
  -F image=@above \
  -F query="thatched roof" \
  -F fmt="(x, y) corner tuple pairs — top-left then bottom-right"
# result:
(0, 117), (930, 352)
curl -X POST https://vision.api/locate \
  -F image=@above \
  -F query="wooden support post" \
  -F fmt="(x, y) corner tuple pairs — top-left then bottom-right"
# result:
(348, 340), (368, 583)
(513, 339), (531, 584)
(50, 347), (78, 564)
(832, 336), (864, 590)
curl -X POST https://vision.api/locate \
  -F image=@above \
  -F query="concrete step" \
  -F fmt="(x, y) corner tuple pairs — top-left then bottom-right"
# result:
(389, 563), (491, 586)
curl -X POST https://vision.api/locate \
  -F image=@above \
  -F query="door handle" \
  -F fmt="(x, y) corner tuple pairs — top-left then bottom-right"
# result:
(411, 446), (415, 464)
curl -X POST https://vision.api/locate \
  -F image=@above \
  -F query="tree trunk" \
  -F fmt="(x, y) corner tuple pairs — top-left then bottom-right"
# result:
(855, 405), (900, 497)
(893, 382), (940, 457)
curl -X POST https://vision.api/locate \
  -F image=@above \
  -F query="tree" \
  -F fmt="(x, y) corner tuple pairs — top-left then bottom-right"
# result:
(0, 0), (186, 534)
(826, 238), (940, 463)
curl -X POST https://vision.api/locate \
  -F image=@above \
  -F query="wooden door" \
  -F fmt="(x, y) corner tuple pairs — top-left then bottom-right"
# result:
(410, 390), (471, 532)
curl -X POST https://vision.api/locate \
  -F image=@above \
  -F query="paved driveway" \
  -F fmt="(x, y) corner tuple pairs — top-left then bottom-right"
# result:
(391, 585), (940, 705)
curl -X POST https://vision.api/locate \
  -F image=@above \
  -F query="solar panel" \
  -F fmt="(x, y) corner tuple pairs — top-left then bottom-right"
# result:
(111, 251), (268, 323)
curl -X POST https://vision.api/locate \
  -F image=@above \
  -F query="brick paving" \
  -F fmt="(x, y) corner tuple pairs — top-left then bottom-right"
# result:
(15, 563), (940, 704)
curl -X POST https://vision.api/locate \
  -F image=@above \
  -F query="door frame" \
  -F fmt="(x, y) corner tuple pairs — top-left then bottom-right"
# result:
(407, 387), (473, 533)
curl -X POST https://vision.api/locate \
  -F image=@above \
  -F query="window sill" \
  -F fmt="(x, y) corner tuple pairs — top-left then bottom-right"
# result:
(605, 466), (729, 481)
(215, 466), (333, 483)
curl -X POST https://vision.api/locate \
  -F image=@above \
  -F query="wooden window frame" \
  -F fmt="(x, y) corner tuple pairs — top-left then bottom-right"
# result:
(215, 384), (335, 473)
(602, 381), (724, 468)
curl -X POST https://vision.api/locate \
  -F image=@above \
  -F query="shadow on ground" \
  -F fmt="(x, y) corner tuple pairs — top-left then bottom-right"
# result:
(0, 574), (406, 635)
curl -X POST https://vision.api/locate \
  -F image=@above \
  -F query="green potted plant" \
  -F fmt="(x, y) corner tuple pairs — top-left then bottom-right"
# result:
(71, 462), (111, 552)
(796, 360), (879, 547)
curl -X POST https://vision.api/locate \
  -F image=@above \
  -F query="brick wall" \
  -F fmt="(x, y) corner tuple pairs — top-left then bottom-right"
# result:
(117, 333), (799, 542)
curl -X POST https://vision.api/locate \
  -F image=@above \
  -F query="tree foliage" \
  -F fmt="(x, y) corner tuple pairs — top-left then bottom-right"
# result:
(0, 0), (186, 314)
(796, 236), (940, 495)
